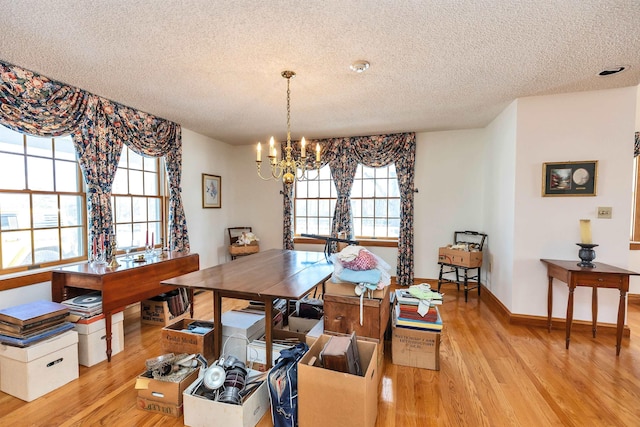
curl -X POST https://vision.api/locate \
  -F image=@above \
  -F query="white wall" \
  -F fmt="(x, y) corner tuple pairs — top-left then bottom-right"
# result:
(512, 87), (637, 322)
(482, 101), (518, 309)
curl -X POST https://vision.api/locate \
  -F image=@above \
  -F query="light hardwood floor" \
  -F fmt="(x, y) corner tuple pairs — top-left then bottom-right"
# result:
(1, 282), (639, 427)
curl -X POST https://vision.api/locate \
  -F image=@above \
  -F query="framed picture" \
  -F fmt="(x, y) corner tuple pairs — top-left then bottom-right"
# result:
(202, 173), (221, 208)
(542, 161), (598, 197)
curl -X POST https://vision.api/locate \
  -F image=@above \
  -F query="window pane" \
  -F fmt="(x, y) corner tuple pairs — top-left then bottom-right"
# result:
(308, 180), (319, 198)
(115, 196), (132, 222)
(308, 199), (318, 217)
(318, 218), (331, 235)
(375, 199), (387, 217)
(319, 166), (331, 180)
(115, 224), (133, 249)
(61, 226), (83, 259)
(33, 194), (58, 228)
(2, 230), (32, 268)
(148, 198), (161, 221)
(319, 180), (333, 198)
(389, 180), (400, 197)
(150, 222), (161, 246)
(295, 217), (307, 235)
(0, 193), (30, 229)
(132, 223), (146, 248)
(388, 218), (400, 238)
(295, 199), (306, 216)
(389, 199), (400, 217)
(351, 199), (361, 217)
(54, 136), (76, 161)
(307, 218), (319, 234)
(0, 126), (24, 154)
(129, 170), (144, 195)
(55, 160), (79, 192)
(318, 199), (331, 217)
(143, 156), (157, 172)
(362, 179), (374, 198)
(118, 148), (128, 169)
(388, 164), (397, 178)
(351, 180), (362, 198)
(26, 134), (52, 157)
(60, 195), (83, 226)
(129, 151), (144, 170)
(144, 171), (158, 195)
(296, 181), (307, 198)
(362, 218), (374, 237)
(352, 218), (362, 237)
(112, 171), (128, 194)
(375, 167), (388, 179)
(27, 157), (54, 191)
(0, 153), (26, 189)
(374, 219), (388, 237)
(330, 199), (336, 214)
(132, 197), (147, 222)
(33, 229), (60, 263)
(362, 166), (375, 179)
(362, 199), (374, 217)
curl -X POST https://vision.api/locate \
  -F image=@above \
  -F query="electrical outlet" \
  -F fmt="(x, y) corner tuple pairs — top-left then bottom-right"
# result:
(597, 207), (612, 219)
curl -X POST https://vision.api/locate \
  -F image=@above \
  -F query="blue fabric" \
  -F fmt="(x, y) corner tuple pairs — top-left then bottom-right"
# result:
(339, 268), (381, 284)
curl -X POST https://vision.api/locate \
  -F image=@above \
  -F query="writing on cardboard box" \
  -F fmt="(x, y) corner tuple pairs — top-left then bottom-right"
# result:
(395, 334), (436, 350)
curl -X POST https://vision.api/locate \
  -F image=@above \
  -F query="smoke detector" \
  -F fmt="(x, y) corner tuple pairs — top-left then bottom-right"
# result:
(350, 60), (370, 73)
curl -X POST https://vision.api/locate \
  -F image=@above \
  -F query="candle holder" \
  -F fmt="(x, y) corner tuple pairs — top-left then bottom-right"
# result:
(577, 243), (598, 268)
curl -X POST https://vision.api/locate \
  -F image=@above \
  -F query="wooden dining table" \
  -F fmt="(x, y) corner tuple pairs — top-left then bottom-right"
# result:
(161, 249), (333, 367)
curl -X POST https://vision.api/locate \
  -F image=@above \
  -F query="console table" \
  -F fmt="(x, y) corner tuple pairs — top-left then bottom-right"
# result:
(540, 259), (639, 356)
(52, 252), (199, 361)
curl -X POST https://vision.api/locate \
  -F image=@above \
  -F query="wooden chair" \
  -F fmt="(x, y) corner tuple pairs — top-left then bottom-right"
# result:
(227, 226), (256, 260)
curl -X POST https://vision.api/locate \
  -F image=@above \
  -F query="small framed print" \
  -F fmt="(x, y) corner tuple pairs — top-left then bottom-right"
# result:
(202, 173), (221, 208)
(542, 161), (597, 197)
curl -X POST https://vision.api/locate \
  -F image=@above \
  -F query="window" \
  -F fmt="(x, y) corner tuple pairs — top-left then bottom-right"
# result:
(112, 148), (165, 251)
(0, 125), (86, 272)
(294, 163), (400, 239)
(294, 165), (336, 235)
(631, 156), (640, 242)
(351, 164), (400, 238)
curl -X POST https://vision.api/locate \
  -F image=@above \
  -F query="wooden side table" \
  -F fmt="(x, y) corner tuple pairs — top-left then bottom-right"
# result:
(540, 259), (639, 356)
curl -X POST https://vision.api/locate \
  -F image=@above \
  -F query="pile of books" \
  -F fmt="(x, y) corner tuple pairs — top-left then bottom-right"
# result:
(0, 300), (74, 347)
(394, 288), (443, 332)
(61, 292), (103, 319)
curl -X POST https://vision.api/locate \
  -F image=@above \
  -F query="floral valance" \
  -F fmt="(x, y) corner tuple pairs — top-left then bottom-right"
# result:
(0, 60), (189, 253)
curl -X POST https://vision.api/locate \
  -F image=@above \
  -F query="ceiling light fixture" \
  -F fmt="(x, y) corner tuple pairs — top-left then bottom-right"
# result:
(350, 60), (370, 73)
(598, 66), (627, 76)
(255, 71), (321, 184)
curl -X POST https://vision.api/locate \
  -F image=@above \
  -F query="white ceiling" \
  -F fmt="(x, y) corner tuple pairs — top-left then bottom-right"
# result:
(1, 1), (639, 145)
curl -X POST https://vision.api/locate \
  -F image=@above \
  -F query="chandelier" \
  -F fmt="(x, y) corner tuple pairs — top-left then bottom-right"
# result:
(256, 70), (321, 184)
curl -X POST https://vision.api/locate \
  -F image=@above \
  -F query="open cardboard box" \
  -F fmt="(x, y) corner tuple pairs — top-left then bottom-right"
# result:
(297, 334), (379, 427)
(183, 369), (269, 427)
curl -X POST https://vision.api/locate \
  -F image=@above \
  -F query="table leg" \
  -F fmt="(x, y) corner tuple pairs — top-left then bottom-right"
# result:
(265, 298), (274, 368)
(188, 288), (195, 318)
(616, 289), (626, 356)
(566, 284), (575, 349)
(547, 276), (553, 332)
(213, 291), (222, 360)
(105, 312), (112, 362)
(592, 286), (598, 338)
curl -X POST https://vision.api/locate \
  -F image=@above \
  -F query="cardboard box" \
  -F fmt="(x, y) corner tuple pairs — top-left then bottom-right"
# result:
(246, 329), (306, 371)
(305, 318), (324, 346)
(137, 396), (183, 417)
(392, 311), (441, 370)
(141, 299), (190, 326)
(288, 310), (322, 334)
(183, 370), (269, 427)
(136, 367), (199, 406)
(0, 330), (79, 402)
(324, 280), (386, 299)
(298, 334), (379, 427)
(221, 310), (265, 361)
(438, 247), (482, 268)
(161, 319), (215, 362)
(74, 311), (125, 367)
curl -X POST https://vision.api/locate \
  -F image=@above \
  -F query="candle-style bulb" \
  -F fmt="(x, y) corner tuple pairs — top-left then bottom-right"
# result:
(301, 137), (306, 158)
(257, 142), (261, 161)
(579, 219), (592, 244)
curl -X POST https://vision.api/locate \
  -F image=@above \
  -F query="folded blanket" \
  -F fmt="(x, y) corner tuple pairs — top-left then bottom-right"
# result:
(339, 268), (381, 285)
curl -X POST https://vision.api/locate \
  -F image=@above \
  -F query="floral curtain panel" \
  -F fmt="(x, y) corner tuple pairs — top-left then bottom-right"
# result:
(282, 132), (416, 287)
(635, 132), (639, 157)
(0, 60), (189, 253)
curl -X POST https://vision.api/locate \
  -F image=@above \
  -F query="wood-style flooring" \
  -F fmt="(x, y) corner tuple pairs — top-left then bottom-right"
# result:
(1, 282), (639, 426)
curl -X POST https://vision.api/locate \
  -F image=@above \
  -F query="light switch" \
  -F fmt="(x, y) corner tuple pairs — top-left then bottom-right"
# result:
(597, 207), (612, 219)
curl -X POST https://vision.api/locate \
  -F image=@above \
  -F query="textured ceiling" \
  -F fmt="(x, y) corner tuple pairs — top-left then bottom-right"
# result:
(0, 1), (639, 145)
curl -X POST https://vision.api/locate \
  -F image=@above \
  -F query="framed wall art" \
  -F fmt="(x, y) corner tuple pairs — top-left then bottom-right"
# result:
(542, 161), (597, 197)
(202, 173), (221, 208)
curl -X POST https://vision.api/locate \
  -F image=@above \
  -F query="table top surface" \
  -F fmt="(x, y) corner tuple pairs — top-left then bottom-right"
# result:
(52, 251), (198, 277)
(161, 249), (334, 299)
(540, 259), (640, 275)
